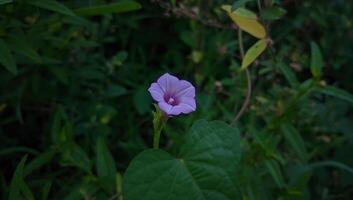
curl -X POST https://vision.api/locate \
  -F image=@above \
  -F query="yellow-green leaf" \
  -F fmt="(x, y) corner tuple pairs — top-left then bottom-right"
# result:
(241, 39), (267, 70)
(234, 7), (257, 19)
(222, 5), (266, 39)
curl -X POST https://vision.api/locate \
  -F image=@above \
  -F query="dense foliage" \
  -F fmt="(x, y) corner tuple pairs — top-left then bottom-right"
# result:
(1, 0), (353, 199)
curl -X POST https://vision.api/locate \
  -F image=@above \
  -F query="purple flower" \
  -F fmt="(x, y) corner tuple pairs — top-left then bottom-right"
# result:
(148, 73), (196, 116)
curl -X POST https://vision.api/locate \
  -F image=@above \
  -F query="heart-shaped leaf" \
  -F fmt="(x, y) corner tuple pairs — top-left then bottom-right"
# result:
(123, 120), (241, 200)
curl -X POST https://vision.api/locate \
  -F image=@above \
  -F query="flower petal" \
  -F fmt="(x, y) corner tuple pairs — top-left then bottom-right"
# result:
(158, 102), (173, 114)
(157, 73), (179, 94)
(148, 83), (164, 102)
(169, 106), (183, 115)
(170, 97), (196, 115)
(175, 80), (195, 98)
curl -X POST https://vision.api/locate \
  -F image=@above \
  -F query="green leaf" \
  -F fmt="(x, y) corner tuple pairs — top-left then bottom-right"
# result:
(318, 86), (353, 105)
(76, 1), (141, 16)
(106, 84), (127, 98)
(41, 180), (52, 200)
(281, 124), (308, 162)
(241, 39), (267, 70)
(0, 0), (12, 5)
(0, 147), (39, 156)
(19, 180), (35, 200)
(0, 39), (17, 75)
(112, 51), (128, 66)
(28, 0), (76, 16)
(61, 143), (91, 173)
(278, 62), (299, 88)
(133, 87), (152, 115)
(264, 159), (285, 188)
(307, 161), (353, 175)
(310, 42), (323, 79)
(51, 107), (72, 144)
(261, 6), (286, 20)
(49, 67), (69, 85)
(96, 136), (117, 193)
(24, 151), (55, 177)
(7, 33), (42, 63)
(9, 156), (27, 200)
(124, 120), (241, 200)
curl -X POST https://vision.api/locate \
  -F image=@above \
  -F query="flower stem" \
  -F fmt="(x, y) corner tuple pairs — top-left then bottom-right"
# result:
(152, 106), (167, 149)
(153, 124), (164, 149)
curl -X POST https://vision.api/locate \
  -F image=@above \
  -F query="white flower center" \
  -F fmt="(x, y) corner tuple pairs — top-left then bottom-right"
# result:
(167, 97), (175, 104)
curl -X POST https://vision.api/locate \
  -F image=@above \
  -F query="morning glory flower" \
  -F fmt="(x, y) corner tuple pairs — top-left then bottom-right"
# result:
(148, 73), (196, 116)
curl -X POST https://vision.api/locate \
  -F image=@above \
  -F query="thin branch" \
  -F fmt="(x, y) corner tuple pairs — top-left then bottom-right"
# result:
(150, 0), (237, 30)
(257, 0), (262, 12)
(108, 193), (121, 200)
(238, 28), (245, 57)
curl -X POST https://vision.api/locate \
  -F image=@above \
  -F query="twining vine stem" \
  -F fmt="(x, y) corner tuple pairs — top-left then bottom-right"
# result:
(232, 0), (266, 124)
(232, 29), (252, 124)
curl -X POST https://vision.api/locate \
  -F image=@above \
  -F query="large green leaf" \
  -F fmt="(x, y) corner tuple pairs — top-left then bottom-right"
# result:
(28, 0), (75, 16)
(76, 1), (141, 16)
(0, 39), (17, 75)
(96, 136), (117, 193)
(310, 42), (323, 79)
(123, 120), (241, 200)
